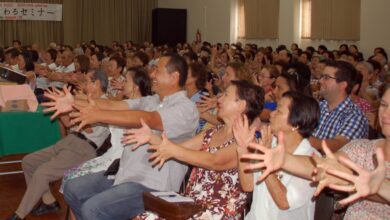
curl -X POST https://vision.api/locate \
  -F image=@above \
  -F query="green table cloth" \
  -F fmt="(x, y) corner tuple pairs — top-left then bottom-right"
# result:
(0, 106), (60, 156)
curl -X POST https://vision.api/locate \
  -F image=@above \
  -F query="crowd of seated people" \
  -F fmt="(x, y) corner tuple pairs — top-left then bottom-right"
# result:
(1, 39), (389, 220)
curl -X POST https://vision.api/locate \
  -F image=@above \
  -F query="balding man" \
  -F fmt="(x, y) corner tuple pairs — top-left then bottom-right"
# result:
(48, 49), (75, 89)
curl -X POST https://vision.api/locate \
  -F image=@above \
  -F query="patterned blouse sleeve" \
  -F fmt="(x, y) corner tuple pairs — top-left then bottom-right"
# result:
(340, 139), (373, 168)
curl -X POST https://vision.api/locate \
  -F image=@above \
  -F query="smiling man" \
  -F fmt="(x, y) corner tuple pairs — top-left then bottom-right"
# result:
(309, 60), (369, 152)
(44, 54), (199, 220)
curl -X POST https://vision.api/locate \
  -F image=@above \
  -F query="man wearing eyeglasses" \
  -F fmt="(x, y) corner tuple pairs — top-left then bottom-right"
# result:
(307, 60), (369, 220)
(309, 60), (369, 152)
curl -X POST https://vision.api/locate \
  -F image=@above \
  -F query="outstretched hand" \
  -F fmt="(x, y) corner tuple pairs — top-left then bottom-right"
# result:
(311, 141), (350, 197)
(122, 118), (153, 151)
(233, 115), (256, 154)
(240, 131), (285, 183)
(148, 133), (175, 169)
(326, 147), (386, 205)
(42, 85), (74, 120)
(70, 96), (100, 132)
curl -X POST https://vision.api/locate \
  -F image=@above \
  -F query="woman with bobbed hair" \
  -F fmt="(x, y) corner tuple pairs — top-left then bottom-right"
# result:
(186, 62), (209, 133)
(60, 66), (152, 195)
(260, 66), (311, 122)
(221, 61), (253, 89)
(129, 80), (265, 219)
(235, 91), (320, 220)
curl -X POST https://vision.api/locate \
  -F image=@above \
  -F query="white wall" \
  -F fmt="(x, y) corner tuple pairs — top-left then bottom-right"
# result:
(158, 0), (390, 59)
(359, 0), (390, 58)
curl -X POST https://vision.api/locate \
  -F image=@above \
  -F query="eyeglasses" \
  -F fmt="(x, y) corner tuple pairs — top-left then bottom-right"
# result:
(320, 74), (338, 80)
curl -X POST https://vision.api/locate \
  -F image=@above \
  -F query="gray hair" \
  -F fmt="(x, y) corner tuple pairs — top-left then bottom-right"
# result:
(358, 61), (374, 73)
(91, 68), (108, 93)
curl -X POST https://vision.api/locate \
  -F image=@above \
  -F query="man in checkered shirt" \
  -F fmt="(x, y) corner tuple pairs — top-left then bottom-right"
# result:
(309, 60), (369, 152)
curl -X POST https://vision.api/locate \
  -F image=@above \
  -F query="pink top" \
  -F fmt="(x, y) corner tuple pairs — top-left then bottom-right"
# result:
(353, 96), (373, 113)
(341, 139), (390, 220)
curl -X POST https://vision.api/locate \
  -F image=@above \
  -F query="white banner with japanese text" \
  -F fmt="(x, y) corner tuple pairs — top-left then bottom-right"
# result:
(0, 2), (62, 21)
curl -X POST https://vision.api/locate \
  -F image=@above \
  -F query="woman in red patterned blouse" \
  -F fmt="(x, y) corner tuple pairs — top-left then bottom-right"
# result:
(124, 80), (264, 219)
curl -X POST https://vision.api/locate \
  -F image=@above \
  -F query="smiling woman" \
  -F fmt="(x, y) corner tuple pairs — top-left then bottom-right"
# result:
(328, 85), (390, 219)
(127, 80), (264, 219)
(236, 91), (320, 220)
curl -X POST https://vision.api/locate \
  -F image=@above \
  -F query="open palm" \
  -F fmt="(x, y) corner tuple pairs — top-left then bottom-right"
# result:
(326, 147), (386, 205)
(122, 118), (153, 151)
(42, 86), (74, 120)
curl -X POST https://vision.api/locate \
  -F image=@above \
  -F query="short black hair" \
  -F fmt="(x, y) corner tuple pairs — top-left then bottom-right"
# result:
(231, 80), (264, 124)
(189, 62), (207, 91)
(20, 50), (34, 71)
(6, 48), (20, 59)
(91, 52), (105, 62)
(276, 45), (287, 53)
(306, 46), (315, 55)
(109, 56), (126, 73)
(133, 51), (150, 66)
(318, 45), (328, 52)
(326, 60), (358, 94)
(301, 51), (312, 61)
(30, 50), (39, 62)
(164, 53), (188, 87)
(323, 51), (335, 60)
(233, 53), (246, 63)
(278, 71), (301, 94)
(47, 48), (57, 61)
(376, 51), (388, 63)
(283, 91), (320, 138)
(287, 62), (312, 96)
(353, 71), (364, 95)
(339, 44), (348, 51)
(183, 51), (198, 63)
(127, 66), (153, 97)
(347, 53), (359, 62)
(12, 40), (21, 45)
(367, 59), (382, 73)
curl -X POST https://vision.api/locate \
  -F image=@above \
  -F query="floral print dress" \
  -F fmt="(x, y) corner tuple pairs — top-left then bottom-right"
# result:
(340, 139), (390, 220)
(141, 125), (248, 220)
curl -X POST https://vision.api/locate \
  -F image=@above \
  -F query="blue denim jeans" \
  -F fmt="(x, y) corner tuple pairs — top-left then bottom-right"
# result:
(63, 171), (153, 220)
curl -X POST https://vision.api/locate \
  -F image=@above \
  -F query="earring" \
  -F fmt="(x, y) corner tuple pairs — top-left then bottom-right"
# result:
(292, 127), (298, 132)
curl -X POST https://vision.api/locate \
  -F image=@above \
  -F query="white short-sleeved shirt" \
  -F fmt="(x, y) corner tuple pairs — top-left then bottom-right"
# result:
(69, 95), (110, 148)
(36, 63), (57, 90)
(49, 62), (75, 88)
(113, 91), (199, 192)
(246, 138), (319, 220)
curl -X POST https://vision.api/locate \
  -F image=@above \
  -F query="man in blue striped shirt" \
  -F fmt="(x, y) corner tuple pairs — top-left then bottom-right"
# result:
(309, 60), (369, 152)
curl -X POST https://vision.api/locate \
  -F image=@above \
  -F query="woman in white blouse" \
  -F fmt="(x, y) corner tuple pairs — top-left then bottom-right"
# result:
(234, 91), (320, 220)
(60, 66), (152, 192)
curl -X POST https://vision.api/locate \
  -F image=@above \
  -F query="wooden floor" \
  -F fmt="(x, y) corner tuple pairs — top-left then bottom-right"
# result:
(0, 154), (67, 220)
